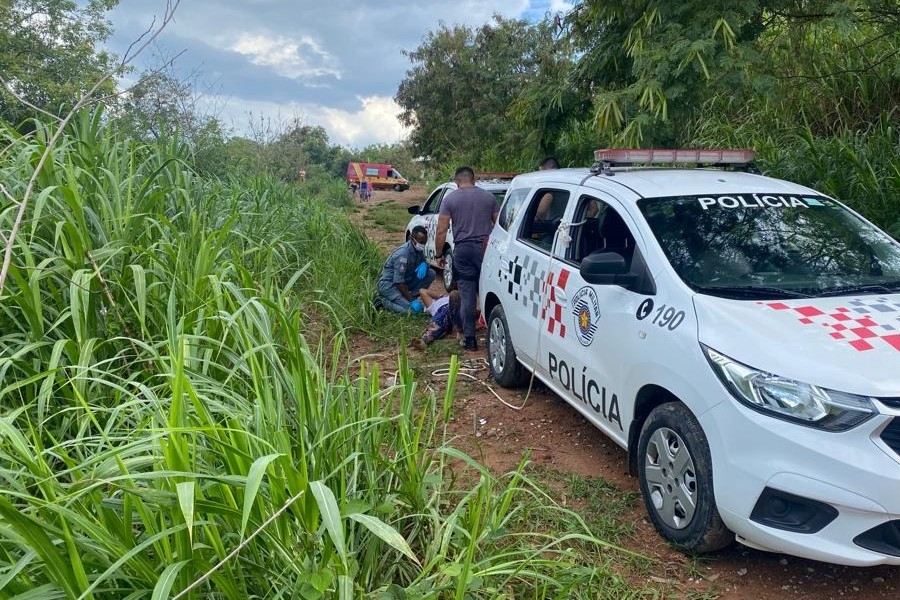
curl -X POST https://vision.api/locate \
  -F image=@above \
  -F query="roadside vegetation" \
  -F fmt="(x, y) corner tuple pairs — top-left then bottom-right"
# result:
(0, 114), (661, 597)
(1, 0), (897, 597)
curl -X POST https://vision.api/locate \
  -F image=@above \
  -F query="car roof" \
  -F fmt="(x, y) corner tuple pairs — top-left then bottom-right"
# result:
(476, 180), (511, 191)
(509, 167), (819, 201)
(439, 180), (510, 192)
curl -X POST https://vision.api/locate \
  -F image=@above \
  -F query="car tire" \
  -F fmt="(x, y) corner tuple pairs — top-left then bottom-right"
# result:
(394, 184), (402, 192)
(637, 402), (733, 553)
(442, 248), (457, 292)
(487, 305), (529, 388)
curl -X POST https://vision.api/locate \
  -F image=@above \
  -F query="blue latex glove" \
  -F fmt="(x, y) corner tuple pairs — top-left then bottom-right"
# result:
(409, 299), (424, 313)
(415, 262), (428, 280)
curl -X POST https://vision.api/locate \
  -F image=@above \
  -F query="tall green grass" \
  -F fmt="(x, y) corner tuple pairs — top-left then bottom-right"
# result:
(690, 100), (900, 236)
(0, 112), (626, 598)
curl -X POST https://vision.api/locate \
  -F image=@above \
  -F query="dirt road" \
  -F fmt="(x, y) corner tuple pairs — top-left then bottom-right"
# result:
(353, 185), (899, 599)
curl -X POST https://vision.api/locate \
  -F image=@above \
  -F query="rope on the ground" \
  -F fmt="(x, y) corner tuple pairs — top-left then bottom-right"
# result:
(349, 352), (391, 365)
(429, 357), (529, 411)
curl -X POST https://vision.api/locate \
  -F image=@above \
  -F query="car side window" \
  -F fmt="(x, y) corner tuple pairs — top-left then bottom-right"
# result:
(422, 187), (445, 214)
(568, 195), (636, 266)
(498, 188), (529, 231)
(517, 188), (571, 253)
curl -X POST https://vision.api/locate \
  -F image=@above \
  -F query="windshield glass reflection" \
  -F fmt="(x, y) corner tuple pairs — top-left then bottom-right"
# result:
(638, 194), (900, 300)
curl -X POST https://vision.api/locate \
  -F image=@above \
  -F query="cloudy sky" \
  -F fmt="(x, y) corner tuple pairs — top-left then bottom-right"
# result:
(106, 1), (573, 148)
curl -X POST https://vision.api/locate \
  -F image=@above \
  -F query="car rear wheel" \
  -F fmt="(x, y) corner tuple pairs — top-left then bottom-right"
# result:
(637, 402), (733, 553)
(442, 248), (457, 292)
(487, 305), (528, 388)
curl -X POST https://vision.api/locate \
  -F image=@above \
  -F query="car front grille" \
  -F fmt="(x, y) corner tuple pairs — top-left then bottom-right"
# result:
(880, 418), (900, 456)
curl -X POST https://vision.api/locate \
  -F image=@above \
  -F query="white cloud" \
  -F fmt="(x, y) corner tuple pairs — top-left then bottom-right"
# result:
(210, 94), (408, 148)
(318, 96), (409, 148)
(231, 33), (341, 81)
(108, 1), (559, 146)
(548, 0), (574, 13)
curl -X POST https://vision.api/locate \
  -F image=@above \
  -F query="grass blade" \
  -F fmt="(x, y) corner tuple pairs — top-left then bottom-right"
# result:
(176, 481), (195, 544)
(347, 513), (420, 566)
(152, 560), (190, 600)
(240, 453), (282, 538)
(309, 480), (346, 565)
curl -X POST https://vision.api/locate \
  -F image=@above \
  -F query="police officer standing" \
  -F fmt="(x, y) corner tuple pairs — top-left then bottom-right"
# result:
(376, 226), (436, 313)
(435, 167), (499, 350)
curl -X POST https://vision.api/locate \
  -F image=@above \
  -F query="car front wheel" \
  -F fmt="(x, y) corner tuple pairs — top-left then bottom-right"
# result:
(487, 305), (528, 388)
(442, 249), (456, 292)
(637, 402), (733, 553)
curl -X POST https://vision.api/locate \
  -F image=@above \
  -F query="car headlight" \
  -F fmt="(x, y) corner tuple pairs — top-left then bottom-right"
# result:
(704, 346), (876, 431)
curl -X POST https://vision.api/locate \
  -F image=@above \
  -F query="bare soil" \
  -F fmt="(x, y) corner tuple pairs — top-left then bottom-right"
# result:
(351, 185), (900, 599)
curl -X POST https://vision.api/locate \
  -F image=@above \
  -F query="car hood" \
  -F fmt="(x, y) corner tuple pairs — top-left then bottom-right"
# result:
(694, 294), (900, 397)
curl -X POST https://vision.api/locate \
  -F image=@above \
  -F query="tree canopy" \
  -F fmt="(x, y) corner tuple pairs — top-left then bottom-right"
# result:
(0, 0), (120, 127)
(395, 15), (558, 167)
(562, 0), (899, 144)
(396, 1), (898, 230)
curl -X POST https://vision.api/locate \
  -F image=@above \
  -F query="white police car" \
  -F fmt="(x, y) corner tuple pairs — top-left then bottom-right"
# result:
(406, 175), (511, 290)
(480, 148), (900, 565)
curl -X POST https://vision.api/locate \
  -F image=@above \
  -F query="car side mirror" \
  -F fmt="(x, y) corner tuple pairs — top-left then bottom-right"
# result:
(580, 251), (629, 285)
(407, 205), (421, 214)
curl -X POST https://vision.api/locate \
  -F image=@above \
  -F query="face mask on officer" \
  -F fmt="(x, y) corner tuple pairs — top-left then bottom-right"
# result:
(414, 238), (426, 252)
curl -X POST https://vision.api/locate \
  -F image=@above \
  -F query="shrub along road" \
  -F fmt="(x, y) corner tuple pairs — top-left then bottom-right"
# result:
(352, 185), (900, 600)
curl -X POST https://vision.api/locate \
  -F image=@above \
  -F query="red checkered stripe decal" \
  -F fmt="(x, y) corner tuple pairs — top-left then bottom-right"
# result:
(762, 299), (900, 352)
(541, 269), (570, 338)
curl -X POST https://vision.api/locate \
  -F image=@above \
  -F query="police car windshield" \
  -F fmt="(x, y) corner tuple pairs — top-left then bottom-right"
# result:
(638, 193), (900, 299)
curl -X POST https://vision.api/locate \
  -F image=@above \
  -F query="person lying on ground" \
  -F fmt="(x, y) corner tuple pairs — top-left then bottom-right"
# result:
(376, 225), (436, 313)
(409, 290), (461, 351)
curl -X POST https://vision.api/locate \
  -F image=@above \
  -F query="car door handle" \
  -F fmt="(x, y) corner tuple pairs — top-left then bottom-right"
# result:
(539, 278), (568, 305)
(552, 286), (568, 306)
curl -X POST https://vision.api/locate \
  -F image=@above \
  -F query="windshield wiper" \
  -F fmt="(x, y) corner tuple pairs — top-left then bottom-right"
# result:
(696, 285), (813, 299)
(815, 282), (900, 297)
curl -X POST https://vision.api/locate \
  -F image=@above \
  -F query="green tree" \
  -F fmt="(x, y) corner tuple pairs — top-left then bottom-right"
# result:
(560, 0), (899, 144)
(116, 68), (200, 141)
(507, 21), (585, 163)
(269, 121), (350, 180)
(395, 15), (557, 167)
(114, 65), (231, 176)
(223, 135), (261, 174)
(0, 0), (119, 127)
(224, 117), (351, 180)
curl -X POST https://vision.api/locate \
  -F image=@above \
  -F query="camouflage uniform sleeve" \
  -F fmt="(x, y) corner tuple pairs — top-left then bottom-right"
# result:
(392, 248), (409, 284)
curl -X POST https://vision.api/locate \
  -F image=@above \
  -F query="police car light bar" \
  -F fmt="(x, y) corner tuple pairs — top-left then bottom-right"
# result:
(594, 148), (755, 165)
(476, 171), (519, 180)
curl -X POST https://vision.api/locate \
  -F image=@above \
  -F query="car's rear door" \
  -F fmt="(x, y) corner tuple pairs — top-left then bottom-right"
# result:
(496, 184), (578, 372)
